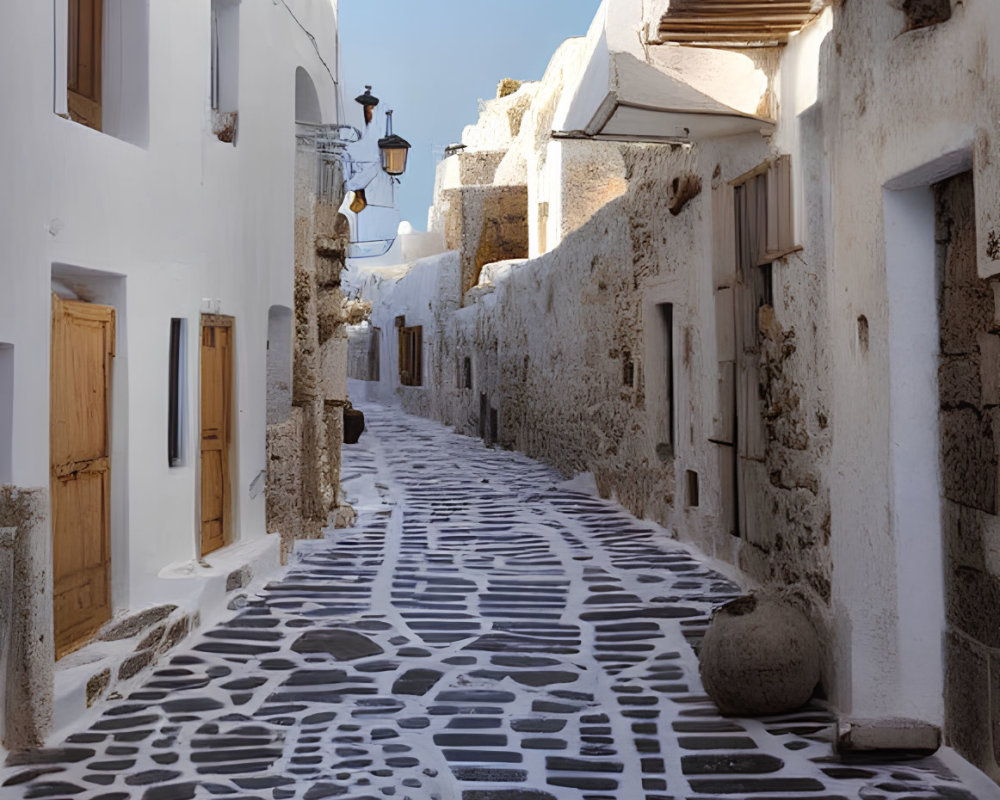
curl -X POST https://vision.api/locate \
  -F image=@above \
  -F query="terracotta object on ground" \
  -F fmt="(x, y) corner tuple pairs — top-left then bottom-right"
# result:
(699, 591), (821, 716)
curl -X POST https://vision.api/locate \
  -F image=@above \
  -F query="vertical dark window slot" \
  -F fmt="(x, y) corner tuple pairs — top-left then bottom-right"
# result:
(686, 470), (700, 508)
(210, 5), (220, 110)
(168, 318), (182, 467)
(661, 303), (674, 457)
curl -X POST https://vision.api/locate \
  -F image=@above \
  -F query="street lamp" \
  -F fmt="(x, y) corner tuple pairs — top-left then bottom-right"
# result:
(378, 110), (411, 177)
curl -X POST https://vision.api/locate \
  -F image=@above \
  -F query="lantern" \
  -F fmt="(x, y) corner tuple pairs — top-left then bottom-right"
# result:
(378, 110), (411, 177)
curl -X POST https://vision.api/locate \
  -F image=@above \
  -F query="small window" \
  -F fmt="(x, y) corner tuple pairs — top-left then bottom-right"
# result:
(211, 0), (240, 143)
(211, 0), (239, 112)
(462, 357), (472, 390)
(653, 303), (674, 462)
(57, 0), (150, 145)
(398, 325), (423, 387)
(168, 319), (188, 467)
(685, 470), (700, 508)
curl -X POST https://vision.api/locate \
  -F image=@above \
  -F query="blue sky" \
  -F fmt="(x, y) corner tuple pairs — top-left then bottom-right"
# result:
(338, 1), (601, 230)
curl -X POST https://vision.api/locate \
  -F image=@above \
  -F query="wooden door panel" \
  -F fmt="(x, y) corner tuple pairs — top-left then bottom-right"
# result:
(51, 296), (114, 658)
(200, 318), (232, 557)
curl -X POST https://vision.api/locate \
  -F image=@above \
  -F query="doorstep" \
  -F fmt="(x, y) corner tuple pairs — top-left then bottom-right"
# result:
(50, 535), (280, 743)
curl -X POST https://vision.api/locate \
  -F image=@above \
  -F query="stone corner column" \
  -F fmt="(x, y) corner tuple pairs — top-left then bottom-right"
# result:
(0, 486), (54, 750)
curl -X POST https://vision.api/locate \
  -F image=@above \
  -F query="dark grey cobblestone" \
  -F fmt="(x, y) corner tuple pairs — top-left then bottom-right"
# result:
(2, 404), (990, 799)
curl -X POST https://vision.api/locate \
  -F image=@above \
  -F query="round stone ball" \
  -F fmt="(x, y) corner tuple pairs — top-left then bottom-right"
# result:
(698, 592), (821, 716)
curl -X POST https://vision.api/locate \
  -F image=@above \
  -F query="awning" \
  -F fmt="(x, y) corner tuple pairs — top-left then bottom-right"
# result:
(551, 0), (782, 144)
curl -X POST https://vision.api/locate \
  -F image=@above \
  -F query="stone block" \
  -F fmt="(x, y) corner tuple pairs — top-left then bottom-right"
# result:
(86, 669), (110, 708)
(836, 717), (940, 754)
(98, 605), (177, 642)
(938, 355), (982, 409)
(939, 406), (996, 513)
(943, 500), (986, 573)
(947, 564), (1000, 648)
(118, 650), (155, 681)
(225, 566), (251, 592)
(978, 332), (1000, 406)
(946, 631), (991, 767)
(157, 616), (190, 654)
(457, 150), (505, 186)
(135, 624), (166, 652)
(940, 285), (993, 356)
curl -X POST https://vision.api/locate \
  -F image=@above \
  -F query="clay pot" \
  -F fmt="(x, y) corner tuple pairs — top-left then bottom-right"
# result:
(698, 592), (821, 716)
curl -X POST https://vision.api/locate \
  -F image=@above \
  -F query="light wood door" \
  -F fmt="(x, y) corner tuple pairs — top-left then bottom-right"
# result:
(51, 295), (115, 658)
(200, 316), (233, 557)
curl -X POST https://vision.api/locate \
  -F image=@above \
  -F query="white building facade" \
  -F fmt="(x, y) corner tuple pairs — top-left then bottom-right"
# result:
(0, 0), (342, 748)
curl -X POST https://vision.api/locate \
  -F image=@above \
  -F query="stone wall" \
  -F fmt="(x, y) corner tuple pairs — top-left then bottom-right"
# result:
(937, 171), (1000, 776)
(401, 134), (833, 624)
(439, 185), (530, 299)
(266, 145), (350, 559)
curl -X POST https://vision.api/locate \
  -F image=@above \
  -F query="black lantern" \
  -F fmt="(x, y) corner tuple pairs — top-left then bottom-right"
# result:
(355, 85), (379, 126)
(354, 85), (380, 107)
(378, 110), (411, 176)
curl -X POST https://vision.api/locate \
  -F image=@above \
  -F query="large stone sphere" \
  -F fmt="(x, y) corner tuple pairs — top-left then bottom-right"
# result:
(698, 592), (821, 716)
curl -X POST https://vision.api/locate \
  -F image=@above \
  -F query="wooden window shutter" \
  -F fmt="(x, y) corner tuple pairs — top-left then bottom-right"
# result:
(67, 0), (103, 130)
(398, 326), (410, 385)
(398, 326), (423, 387)
(413, 326), (423, 386)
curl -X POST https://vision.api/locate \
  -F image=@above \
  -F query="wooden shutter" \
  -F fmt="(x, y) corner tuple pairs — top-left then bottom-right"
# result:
(411, 326), (423, 387)
(200, 317), (233, 557)
(67, 0), (103, 130)
(398, 326), (423, 386)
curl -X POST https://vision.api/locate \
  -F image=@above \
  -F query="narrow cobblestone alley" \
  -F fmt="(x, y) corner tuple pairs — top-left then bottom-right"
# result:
(2, 405), (987, 800)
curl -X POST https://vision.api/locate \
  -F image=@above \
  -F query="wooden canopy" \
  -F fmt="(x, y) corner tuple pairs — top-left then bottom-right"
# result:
(656, 0), (827, 47)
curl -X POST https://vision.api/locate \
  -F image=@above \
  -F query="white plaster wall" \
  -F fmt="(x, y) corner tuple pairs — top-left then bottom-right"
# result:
(824, 0), (1000, 725)
(0, 1), (339, 609)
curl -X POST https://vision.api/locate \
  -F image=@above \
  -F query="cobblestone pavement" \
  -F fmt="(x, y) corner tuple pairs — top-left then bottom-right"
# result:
(2, 404), (989, 799)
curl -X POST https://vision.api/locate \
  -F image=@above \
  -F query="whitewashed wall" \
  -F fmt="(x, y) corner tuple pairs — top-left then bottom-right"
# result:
(0, 0), (338, 638)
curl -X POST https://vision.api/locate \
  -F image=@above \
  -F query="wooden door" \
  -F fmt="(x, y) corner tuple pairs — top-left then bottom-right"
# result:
(51, 295), (115, 658)
(200, 316), (233, 557)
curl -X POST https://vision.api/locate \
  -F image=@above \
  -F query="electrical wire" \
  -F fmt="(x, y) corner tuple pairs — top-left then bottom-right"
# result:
(275, 0), (339, 90)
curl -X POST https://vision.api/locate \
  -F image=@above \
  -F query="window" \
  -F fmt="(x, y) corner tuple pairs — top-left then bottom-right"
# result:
(57, 0), (149, 144)
(398, 324), (422, 387)
(168, 319), (188, 467)
(66, 0), (103, 130)
(654, 304), (675, 462)
(461, 357), (472, 390)
(211, 0), (240, 142)
(685, 470), (700, 508)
